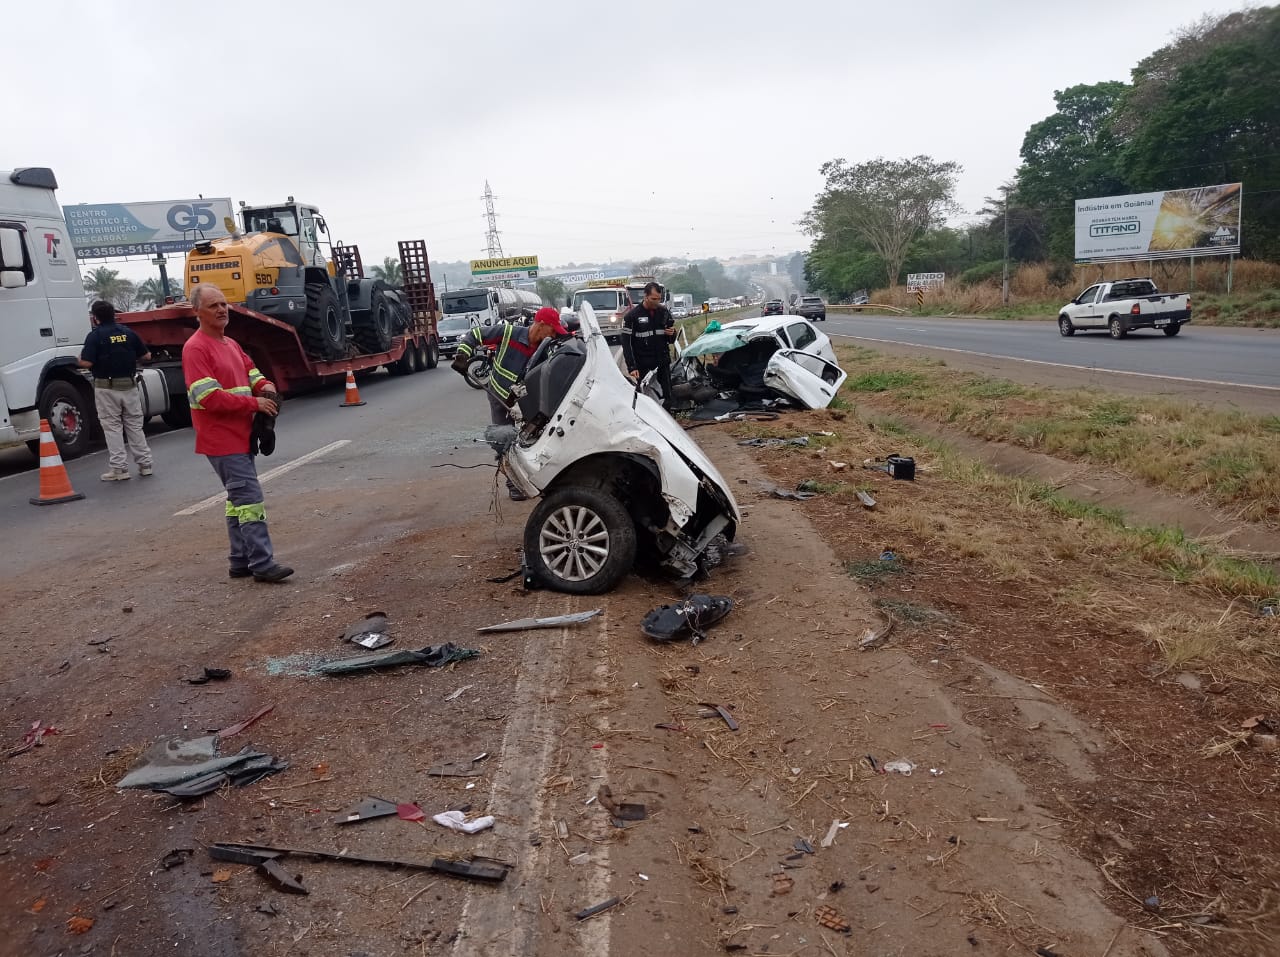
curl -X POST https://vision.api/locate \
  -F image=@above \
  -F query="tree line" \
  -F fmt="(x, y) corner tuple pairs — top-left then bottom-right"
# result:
(802, 6), (1280, 300)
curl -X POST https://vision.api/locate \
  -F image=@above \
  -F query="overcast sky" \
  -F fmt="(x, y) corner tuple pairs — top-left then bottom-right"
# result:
(9, 0), (1257, 280)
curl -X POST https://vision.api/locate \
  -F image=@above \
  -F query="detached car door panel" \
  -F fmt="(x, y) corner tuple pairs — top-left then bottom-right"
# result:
(764, 349), (847, 409)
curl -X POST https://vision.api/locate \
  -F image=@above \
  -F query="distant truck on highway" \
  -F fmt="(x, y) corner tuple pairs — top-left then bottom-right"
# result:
(437, 286), (541, 357)
(1058, 278), (1191, 339)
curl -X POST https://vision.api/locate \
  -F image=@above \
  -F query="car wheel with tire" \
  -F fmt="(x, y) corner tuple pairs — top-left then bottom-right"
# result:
(1108, 316), (1127, 339)
(1163, 324), (1181, 337)
(524, 486), (637, 594)
(1058, 315), (1075, 337)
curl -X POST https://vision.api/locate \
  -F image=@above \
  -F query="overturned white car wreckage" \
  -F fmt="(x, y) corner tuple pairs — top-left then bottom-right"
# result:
(664, 318), (848, 416)
(491, 305), (741, 595)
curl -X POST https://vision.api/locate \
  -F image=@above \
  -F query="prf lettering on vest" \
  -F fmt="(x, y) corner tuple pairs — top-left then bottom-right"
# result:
(109, 334), (128, 344)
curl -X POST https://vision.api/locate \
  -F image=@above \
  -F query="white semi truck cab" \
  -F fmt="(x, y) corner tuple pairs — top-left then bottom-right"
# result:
(0, 167), (167, 458)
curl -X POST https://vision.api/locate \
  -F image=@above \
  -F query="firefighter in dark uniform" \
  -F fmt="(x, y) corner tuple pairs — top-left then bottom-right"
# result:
(453, 306), (569, 499)
(621, 282), (676, 410)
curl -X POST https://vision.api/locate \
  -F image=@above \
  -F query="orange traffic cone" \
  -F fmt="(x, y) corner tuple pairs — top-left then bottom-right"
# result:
(29, 419), (85, 506)
(339, 370), (366, 408)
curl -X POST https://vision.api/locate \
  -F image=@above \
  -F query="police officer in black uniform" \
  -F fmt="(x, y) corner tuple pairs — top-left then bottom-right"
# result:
(77, 301), (154, 481)
(621, 281), (676, 410)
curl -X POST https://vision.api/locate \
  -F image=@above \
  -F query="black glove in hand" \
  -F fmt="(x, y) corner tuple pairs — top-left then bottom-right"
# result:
(451, 355), (470, 375)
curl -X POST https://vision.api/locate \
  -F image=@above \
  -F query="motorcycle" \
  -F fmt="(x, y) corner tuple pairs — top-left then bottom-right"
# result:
(464, 344), (495, 390)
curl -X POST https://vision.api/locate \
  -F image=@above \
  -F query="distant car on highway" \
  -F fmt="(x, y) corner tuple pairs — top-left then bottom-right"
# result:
(762, 299), (785, 316)
(790, 295), (827, 322)
(671, 305), (690, 319)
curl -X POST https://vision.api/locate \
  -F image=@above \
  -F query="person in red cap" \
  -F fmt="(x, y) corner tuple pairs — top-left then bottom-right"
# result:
(452, 305), (570, 500)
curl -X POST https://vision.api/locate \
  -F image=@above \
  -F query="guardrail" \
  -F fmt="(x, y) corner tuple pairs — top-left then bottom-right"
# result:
(827, 303), (910, 316)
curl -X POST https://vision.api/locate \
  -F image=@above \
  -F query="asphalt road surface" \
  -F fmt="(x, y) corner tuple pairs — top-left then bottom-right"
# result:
(821, 312), (1280, 394)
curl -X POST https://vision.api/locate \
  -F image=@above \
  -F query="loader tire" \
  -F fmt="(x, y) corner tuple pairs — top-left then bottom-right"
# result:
(301, 283), (346, 360)
(353, 283), (394, 355)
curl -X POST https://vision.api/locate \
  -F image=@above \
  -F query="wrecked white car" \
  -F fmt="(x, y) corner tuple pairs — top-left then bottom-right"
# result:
(669, 318), (848, 414)
(497, 305), (741, 595)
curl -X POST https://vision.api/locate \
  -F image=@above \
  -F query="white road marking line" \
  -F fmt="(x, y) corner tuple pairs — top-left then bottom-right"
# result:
(173, 439), (351, 515)
(827, 332), (1280, 393)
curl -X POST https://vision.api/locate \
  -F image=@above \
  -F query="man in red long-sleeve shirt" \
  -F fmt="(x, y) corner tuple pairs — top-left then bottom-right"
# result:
(182, 286), (293, 583)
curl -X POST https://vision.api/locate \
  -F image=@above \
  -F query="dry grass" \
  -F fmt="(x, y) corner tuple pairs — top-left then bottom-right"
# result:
(850, 260), (1280, 326)
(836, 344), (1280, 522)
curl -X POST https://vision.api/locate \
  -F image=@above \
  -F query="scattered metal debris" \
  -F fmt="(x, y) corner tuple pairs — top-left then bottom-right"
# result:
(260, 859), (308, 895)
(187, 667), (232, 685)
(7, 720), (59, 759)
(312, 643), (479, 676)
(218, 703), (275, 738)
(209, 842), (509, 883)
(397, 803), (425, 822)
(160, 849), (193, 870)
(698, 702), (739, 731)
(738, 436), (809, 449)
(814, 904), (851, 933)
(597, 785), (647, 822)
(116, 734), (286, 794)
(642, 595), (734, 644)
(443, 684), (473, 702)
(335, 797), (400, 825)
(343, 612), (392, 650)
(856, 490), (876, 509)
(794, 838), (815, 855)
(476, 609), (602, 633)
(765, 484), (816, 501)
(426, 752), (489, 777)
(574, 896), (621, 921)
(883, 759), (916, 775)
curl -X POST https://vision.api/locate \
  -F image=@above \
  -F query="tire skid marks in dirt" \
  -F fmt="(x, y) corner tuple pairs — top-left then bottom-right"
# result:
(576, 613), (616, 954)
(451, 598), (612, 957)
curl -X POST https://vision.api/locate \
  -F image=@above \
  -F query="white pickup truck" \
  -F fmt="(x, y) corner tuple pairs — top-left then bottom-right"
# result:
(1058, 278), (1191, 339)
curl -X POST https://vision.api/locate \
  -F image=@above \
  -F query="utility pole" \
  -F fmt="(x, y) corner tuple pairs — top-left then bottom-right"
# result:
(483, 181), (503, 259)
(153, 253), (171, 300)
(1001, 187), (1010, 305)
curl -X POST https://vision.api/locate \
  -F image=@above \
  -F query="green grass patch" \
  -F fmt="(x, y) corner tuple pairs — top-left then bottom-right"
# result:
(962, 378), (1025, 400)
(846, 555), (907, 584)
(873, 597), (948, 624)
(847, 370), (922, 392)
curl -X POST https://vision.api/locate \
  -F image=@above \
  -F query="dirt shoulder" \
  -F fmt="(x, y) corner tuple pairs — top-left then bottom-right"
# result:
(2, 416), (1275, 956)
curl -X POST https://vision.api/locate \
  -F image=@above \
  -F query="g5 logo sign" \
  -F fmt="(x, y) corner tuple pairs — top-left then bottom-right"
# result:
(167, 203), (217, 232)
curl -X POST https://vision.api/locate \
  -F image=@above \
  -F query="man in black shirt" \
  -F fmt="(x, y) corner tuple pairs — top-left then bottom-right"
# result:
(78, 301), (153, 481)
(621, 282), (676, 410)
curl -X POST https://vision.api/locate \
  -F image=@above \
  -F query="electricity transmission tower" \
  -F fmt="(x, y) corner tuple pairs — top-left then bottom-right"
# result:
(483, 181), (504, 258)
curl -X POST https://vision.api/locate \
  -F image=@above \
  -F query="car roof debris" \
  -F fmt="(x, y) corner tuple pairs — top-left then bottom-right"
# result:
(476, 609), (602, 633)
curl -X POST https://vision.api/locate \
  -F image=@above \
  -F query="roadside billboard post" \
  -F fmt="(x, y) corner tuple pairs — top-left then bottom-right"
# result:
(62, 198), (235, 259)
(470, 255), (539, 283)
(1073, 183), (1242, 263)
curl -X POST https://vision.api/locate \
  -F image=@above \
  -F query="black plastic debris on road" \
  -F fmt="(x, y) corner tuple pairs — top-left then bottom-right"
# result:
(642, 595), (734, 644)
(342, 612), (392, 650)
(312, 643), (479, 676)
